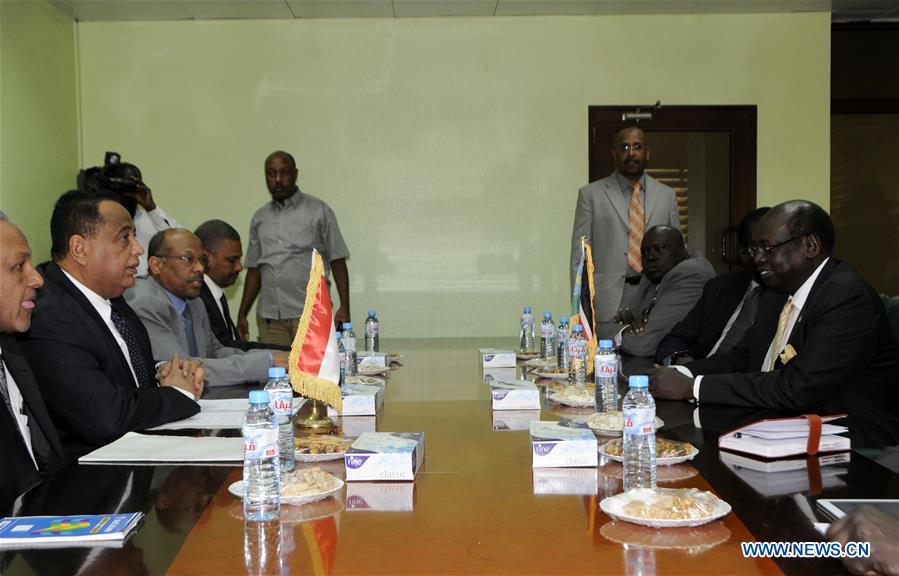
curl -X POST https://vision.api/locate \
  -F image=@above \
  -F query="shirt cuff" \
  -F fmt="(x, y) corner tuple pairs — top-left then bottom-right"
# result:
(172, 386), (198, 401)
(268, 351), (274, 367)
(693, 407), (702, 429)
(693, 375), (703, 403)
(614, 327), (626, 348)
(671, 364), (694, 379)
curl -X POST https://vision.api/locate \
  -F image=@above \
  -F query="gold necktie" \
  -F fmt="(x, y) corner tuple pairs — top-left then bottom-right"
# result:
(766, 300), (794, 371)
(627, 180), (644, 273)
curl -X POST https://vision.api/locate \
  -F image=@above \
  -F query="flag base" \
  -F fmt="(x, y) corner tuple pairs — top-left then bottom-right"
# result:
(296, 399), (334, 430)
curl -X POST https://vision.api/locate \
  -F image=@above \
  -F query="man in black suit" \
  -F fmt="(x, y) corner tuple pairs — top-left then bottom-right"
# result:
(649, 200), (899, 447)
(655, 207), (770, 364)
(26, 190), (206, 460)
(0, 213), (65, 506)
(194, 219), (288, 351)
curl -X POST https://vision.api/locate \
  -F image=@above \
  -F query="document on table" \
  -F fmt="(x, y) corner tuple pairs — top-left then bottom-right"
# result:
(79, 432), (243, 464)
(146, 397), (306, 430)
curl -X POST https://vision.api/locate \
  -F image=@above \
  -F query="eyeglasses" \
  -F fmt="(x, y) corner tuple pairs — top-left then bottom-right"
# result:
(747, 234), (806, 257)
(617, 142), (645, 153)
(155, 254), (209, 268)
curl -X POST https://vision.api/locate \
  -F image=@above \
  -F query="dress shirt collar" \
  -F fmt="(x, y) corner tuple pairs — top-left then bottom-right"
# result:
(273, 187), (303, 210)
(204, 274), (224, 302)
(787, 257), (829, 311)
(160, 284), (188, 316)
(615, 171), (646, 195)
(61, 269), (113, 322)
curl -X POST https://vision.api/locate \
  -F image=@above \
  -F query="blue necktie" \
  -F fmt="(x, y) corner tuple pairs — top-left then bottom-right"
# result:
(182, 306), (199, 358)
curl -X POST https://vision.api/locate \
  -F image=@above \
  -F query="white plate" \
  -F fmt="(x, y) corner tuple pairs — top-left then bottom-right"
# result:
(358, 366), (390, 376)
(229, 474), (344, 506)
(533, 369), (570, 381)
(599, 440), (698, 466)
(587, 412), (665, 436)
(296, 450), (347, 463)
(600, 488), (731, 528)
(548, 391), (595, 408)
(345, 375), (386, 386)
(516, 352), (539, 360)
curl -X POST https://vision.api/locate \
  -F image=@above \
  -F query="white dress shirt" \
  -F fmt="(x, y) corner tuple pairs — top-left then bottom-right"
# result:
(203, 274), (226, 321)
(135, 205), (178, 277)
(688, 258), (830, 402)
(0, 348), (37, 468)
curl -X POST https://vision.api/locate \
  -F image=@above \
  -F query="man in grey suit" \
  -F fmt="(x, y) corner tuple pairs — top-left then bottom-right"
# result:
(127, 229), (289, 386)
(612, 226), (715, 357)
(570, 126), (681, 321)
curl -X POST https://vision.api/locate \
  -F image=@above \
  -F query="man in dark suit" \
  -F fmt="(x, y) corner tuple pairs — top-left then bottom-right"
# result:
(0, 214), (65, 506)
(194, 219), (288, 351)
(611, 226), (715, 357)
(26, 190), (205, 460)
(655, 207), (770, 364)
(649, 200), (899, 447)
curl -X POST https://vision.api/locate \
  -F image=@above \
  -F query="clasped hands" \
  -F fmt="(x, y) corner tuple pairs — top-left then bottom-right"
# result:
(157, 356), (206, 400)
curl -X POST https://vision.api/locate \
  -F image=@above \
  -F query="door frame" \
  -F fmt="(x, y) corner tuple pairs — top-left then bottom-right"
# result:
(588, 105), (757, 264)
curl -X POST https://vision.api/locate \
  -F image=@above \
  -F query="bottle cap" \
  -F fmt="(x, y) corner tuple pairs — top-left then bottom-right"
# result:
(343, 322), (352, 330)
(572, 324), (583, 333)
(523, 306), (533, 313)
(629, 375), (649, 389)
(599, 339), (614, 349)
(249, 390), (270, 404)
(560, 316), (568, 323)
(268, 367), (286, 378)
(543, 312), (552, 319)
(368, 310), (376, 317)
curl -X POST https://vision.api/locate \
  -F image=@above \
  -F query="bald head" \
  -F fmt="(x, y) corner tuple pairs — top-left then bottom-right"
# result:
(0, 217), (44, 333)
(147, 229), (207, 299)
(642, 225), (687, 284)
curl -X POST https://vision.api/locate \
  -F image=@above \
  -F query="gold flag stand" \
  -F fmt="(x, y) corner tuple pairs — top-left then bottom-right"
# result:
(296, 398), (334, 430)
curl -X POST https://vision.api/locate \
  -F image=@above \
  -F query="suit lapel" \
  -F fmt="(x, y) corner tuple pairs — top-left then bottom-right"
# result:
(603, 177), (629, 228)
(188, 299), (209, 357)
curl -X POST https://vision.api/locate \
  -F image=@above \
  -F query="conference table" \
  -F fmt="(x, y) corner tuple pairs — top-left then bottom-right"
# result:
(2, 338), (896, 575)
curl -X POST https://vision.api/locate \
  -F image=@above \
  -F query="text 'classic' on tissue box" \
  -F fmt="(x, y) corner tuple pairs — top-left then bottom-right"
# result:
(345, 432), (425, 481)
(530, 421), (598, 468)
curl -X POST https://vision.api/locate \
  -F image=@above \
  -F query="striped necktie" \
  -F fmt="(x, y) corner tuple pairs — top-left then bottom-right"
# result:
(766, 300), (794, 371)
(627, 180), (645, 273)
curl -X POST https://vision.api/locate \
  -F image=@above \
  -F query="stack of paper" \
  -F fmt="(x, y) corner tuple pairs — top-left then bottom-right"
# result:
(79, 432), (243, 464)
(147, 397), (305, 431)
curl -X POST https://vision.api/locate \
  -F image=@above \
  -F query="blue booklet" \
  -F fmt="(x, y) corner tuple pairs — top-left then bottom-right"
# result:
(0, 512), (144, 549)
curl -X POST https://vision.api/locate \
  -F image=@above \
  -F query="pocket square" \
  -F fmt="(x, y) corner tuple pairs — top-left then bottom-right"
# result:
(779, 344), (797, 365)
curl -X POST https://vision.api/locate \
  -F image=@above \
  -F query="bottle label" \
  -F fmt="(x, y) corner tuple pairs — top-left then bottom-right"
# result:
(557, 328), (568, 342)
(244, 426), (278, 460)
(540, 324), (554, 338)
(595, 355), (618, 377)
(269, 390), (293, 417)
(344, 336), (356, 353)
(623, 408), (655, 435)
(365, 323), (378, 337)
(568, 338), (587, 359)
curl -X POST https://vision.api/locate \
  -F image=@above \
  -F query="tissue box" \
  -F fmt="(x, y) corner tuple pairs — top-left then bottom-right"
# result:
(483, 367), (517, 383)
(327, 384), (384, 416)
(338, 416), (377, 437)
(345, 432), (425, 481)
(357, 351), (389, 368)
(491, 380), (541, 410)
(532, 468), (599, 495)
(530, 421), (598, 468)
(493, 410), (542, 431)
(479, 348), (516, 368)
(345, 482), (416, 511)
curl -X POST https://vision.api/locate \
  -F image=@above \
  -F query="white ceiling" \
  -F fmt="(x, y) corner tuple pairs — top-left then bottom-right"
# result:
(48, 0), (899, 22)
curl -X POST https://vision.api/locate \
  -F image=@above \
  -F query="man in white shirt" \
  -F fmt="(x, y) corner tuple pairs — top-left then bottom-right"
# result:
(26, 190), (206, 459)
(0, 213), (64, 504)
(117, 162), (179, 277)
(648, 200), (899, 447)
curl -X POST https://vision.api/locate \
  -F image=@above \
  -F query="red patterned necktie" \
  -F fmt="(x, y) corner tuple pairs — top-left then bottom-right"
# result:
(627, 180), (645, 273)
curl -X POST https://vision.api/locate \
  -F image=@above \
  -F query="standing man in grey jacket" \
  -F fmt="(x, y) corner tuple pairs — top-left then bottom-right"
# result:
(570, 126), (680, 321)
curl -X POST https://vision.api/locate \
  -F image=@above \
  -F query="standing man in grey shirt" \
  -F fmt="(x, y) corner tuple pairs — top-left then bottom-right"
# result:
(238, 151), (351, 347)
(570, 127), (681, 321)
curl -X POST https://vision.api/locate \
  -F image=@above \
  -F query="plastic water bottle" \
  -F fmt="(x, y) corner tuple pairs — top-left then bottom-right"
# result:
(242, 390), (280, 521)
(244, 519), (281, 576)
(519, 307), (535, 354)
(594, 340), (619, 412)
(263, 367), (295, 474)
(539, 312), (556, 359)
(568, 324), (587, 386)
(622, 375), (657, 491)
(364, 310), (380, 352)
(342, 322), (358, 376)
(336, 333), (346, 387)
(557, 316), (570, 370)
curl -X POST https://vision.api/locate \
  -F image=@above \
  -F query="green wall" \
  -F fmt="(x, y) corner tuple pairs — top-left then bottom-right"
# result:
(0, 0), (78, 259)
(74, 13), (829, 338)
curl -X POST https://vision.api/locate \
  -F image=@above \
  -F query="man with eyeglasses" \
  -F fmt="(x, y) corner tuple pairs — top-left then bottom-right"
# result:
(570, 126), (681, 321)
(648, 200), (899, 448)
(127, 229), (289, 387)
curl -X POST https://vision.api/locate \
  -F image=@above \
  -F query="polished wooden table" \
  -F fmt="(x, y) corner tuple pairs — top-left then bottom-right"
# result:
(2, 338), (895, 575)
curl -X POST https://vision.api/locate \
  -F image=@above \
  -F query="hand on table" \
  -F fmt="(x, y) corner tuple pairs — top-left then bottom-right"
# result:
(158, 355), (206, 399)
(826, 505), (899, 575)
(647, 366), (694, 401)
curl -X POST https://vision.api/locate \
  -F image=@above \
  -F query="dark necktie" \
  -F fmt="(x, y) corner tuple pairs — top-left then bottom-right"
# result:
(220, 294), (239, 341)
(110, 307), (154, 388)
(718, 285), (762, 352)
(1, 356), (51, 470)
(182, 305), (199, 358)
